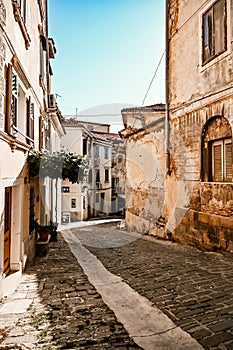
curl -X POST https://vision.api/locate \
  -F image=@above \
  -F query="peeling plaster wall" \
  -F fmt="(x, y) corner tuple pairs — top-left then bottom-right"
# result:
(121, 108), (166, 236)
(167, 0), (233, 253)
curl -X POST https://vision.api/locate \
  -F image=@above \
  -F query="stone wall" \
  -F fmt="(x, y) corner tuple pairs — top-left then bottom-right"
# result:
(166, 0), (233, 254)
(121, 106), (166, 236)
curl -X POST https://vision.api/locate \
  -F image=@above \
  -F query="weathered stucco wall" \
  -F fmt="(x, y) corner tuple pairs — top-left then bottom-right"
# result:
(168, 0), (233, 110)
(166, 0), (233, 253)
(121, 106), (166, 236)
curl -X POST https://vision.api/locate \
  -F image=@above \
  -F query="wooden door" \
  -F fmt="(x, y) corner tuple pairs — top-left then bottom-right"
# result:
(4, 187), (11, 276)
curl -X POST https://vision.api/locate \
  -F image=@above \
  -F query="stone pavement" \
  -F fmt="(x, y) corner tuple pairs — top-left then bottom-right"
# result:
(0, 220), (232, 349)
(0, 226), (141, 349)
(78, 222), (233, 350)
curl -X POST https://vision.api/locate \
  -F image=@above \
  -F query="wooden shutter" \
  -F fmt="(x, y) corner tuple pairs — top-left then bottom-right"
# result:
(26, 97), (30, 143)
(5, 64), (12, 134)
(214, 0), (226, 55)
(39, 115), (43, 151)
(224, 141), (232, 182)
(212, 142), (223, 181)
(22, 0), (26, 23)
(11, 70), (18, 128)
(203, 9), (213, 62)
(30, 102), (34, 141)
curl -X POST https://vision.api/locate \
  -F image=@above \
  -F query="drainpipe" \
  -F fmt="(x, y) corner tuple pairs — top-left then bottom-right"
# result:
(165, 0), (171, 175)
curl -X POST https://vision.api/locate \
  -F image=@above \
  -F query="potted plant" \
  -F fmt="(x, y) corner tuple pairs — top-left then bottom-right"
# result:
(37, 224), (51, 242)
(49, 221), (58, 242)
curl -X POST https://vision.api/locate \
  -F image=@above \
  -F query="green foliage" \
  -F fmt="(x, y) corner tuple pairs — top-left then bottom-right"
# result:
(27, 150), (90, 183)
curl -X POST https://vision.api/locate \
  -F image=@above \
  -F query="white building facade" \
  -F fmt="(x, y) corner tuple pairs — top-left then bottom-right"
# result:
(61, 119), (117, 222)
(0, 0), (64, 299)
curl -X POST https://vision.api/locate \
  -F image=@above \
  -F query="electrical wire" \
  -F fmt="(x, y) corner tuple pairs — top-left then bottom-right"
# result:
(141, 51), (165, 106)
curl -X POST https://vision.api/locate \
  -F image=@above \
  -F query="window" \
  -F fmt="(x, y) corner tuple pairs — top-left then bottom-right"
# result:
(96, 193), (99, 203)
(83, 138), (87, 155)
(96, 169), (100, 183)
(95, 146), (99, 158)
(5, 64), (18, 134)
(202, 116), (232, 182)
(62, 186), (70, 193)
(104, 147), (108, 159)
(88, 169), (92, 183)
(105, 168), (109, 182)
(71, 198), (76, 208)
(26, 97), (34, 144)
(40, 36), (47, 80)
(202, 0), (226, 64)
(212, 138), (232, 182)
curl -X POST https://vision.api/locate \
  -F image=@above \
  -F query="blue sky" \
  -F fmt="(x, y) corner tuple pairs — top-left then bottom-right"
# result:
(48, 0), (165, 127)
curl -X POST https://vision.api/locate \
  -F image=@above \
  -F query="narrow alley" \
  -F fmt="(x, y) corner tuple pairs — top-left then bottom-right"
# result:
(0, 221), (232, 349)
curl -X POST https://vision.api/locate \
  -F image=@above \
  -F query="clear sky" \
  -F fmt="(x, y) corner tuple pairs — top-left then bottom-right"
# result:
(48, 0), (165, 128)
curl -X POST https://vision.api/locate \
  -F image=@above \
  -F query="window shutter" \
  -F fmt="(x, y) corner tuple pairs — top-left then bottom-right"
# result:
(26, 97), (30, 143)
(224, 141), (232, 182)
(26, 98), (34, 144)
(11, 70), (18, 129)
(212, 143), (223, 181)
(5, 64), (12, 134)
(23, 0), (26, 23)
(30, 102), (34, 141)
(214, 0), (226, 55)
(39, 115), (43, 151)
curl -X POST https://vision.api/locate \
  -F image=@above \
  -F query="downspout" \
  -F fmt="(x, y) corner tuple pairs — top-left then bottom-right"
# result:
(165, 0), (171, 175)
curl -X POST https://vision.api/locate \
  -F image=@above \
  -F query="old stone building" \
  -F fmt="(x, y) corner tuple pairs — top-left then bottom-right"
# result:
(121, 0), (233, 254)
(165, 0), (233, 252)
(0, 0), (64, 298)
(120, 104), (166, 234)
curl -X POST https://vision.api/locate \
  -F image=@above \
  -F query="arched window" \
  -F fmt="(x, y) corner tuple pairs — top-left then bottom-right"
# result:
(202, 116), (232, 182)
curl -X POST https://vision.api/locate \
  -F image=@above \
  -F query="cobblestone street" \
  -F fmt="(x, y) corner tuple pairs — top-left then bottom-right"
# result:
(0, 224), (141, 350)
(82, 222), (233, 350)
(0, 220), (232, 349)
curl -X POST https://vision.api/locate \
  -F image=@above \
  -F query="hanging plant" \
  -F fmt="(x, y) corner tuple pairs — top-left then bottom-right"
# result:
(27, 150), (91, 183)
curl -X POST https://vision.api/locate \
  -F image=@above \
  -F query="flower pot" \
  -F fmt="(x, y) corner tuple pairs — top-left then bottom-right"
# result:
(39, 229), (49, 242)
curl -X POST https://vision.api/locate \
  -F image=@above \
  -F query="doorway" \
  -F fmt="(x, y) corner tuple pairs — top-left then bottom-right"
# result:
(4, 187), (12, 276)
(100, 192), (105, 213)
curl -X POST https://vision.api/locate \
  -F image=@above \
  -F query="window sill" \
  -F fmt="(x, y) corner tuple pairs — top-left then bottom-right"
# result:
(201, 181), (233, 184)
(0, 129), (32, 153)
(199, 49), (231, 73)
